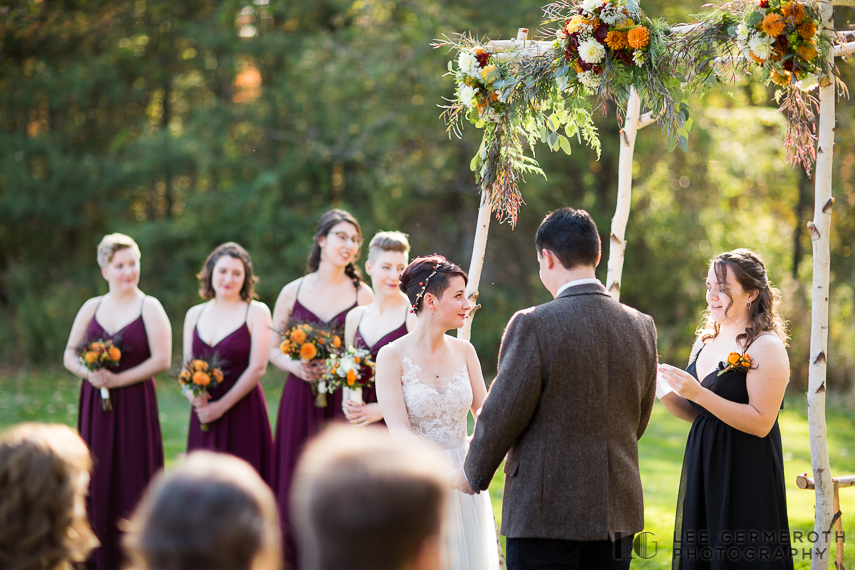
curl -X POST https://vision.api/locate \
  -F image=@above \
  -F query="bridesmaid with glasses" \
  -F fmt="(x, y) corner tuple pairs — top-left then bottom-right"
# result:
(183, 242), (274, 483)
(268, 209), (373, 570)
(63, 233), (169, 570)
(341, 231), (416, 428)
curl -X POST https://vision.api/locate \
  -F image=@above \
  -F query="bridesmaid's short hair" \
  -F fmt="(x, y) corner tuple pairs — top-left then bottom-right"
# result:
(367, 231), (410, 262)
(124, 452), (281, 570)
(535, 208), (601, 270)
(197, 242), (259, 301)
(399, 254), (467, 315)
(97, 233), (141, 268)
(0, 423), (98, 570)
(292, 426), (447, 570)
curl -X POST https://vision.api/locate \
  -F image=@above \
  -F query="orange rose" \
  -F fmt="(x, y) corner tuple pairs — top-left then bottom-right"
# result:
(212, 368), (224, 382)
(84, 351), (98, 364)
(192, 371), (211, 386)
(107, 346), (121, 361)
(742, 354), (752, 367)
(290, 329), (307, 344)
(727, 352), (741, 366)
(627, 26), (650, 49)
(332, 336), (342, 348)
(347, 369), (358, 386)
(300, 343), (317, 361)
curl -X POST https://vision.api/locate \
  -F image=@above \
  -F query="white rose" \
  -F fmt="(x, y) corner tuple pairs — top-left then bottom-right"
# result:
(578, 38), (606, 64)
(458, 84), (478, 107)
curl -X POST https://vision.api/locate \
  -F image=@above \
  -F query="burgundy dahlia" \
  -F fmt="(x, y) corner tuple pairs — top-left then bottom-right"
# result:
(567, 32), (580, 50)
(476, 52), (490, 68)
(594, 23), (609, 44)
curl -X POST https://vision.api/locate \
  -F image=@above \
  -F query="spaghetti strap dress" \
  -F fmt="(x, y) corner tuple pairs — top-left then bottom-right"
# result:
(672, 346), (793, 569)
(79, 296), (164, 570)
(187, 302), (274, 484)
(351, 306), (409, 429)
(272, 279), (357, 570)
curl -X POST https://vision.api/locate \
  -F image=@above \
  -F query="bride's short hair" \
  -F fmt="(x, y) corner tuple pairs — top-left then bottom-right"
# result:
(399, 254), (467, 314)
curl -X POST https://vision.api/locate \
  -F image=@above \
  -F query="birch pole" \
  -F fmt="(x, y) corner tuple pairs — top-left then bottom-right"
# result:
(806, 1), (836, 567)
(606, 86), (643, 302)
(458, 27), (529, 344)
(458, 187), (493, 341)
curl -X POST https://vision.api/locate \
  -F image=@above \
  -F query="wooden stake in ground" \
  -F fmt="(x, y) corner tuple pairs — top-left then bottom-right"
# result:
(806, 1), (836, 567)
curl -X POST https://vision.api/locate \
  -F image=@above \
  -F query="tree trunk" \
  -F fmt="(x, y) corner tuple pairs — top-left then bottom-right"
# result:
(807, 2), (835, 567)
(606, 87), (642, 301)
(457, 188), (492, 342)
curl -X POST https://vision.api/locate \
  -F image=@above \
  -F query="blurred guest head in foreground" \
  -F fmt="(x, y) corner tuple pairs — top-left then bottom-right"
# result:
(0, 423), (98, 570)
(124, 451), (280, 570)
(292, 426), (448, 570)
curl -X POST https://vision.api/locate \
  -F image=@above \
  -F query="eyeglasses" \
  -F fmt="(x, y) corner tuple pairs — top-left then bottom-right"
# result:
(331, 232), (363, 247)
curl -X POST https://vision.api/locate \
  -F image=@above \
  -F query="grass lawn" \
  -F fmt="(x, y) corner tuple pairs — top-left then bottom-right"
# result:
(1, 367), (853, 567)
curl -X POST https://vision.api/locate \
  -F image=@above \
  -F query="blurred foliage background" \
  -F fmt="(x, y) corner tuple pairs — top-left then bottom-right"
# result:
(1, 0), (854, 398)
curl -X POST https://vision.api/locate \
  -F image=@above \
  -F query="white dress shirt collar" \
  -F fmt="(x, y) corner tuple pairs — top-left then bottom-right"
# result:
(555, 278), (601, 298)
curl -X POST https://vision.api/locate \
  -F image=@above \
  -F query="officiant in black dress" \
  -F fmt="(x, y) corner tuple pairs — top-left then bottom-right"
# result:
(659, 249), (793, 570)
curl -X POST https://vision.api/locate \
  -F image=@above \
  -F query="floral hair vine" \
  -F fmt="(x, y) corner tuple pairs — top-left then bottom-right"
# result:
(411, 261), (443, 314)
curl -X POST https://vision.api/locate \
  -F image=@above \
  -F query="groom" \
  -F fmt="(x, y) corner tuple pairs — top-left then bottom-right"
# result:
(454, 208), (658, 569)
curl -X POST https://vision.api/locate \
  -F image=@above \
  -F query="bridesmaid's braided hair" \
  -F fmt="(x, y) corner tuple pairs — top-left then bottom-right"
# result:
(399, 254), (467, 315)
(306, 209), (364, 289)
(698, 249), (789, 349)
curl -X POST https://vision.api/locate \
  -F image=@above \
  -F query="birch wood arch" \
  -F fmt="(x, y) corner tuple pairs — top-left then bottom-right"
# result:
(443, 1), (855, 568)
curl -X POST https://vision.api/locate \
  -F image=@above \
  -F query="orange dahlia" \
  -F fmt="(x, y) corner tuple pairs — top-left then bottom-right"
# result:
(798, 21), (817, 40)
(771, 71), (791, 86)
(762, 13), (786, 37)
(605, 30), (628, 50)
(797, 44), (817, 61)
(193, 359), (208, 371)
(108, 346), (121, 361)
(290, 328), (307, 344)
(85, 351), (98, 364)
(192, 371), (211, 386)
(627, 26), (650, 49)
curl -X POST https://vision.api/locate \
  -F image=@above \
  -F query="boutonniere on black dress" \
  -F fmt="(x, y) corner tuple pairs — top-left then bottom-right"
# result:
(717, 352), (754, 376)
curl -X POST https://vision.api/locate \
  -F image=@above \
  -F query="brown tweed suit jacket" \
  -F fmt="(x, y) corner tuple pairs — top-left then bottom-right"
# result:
(463, 282), (658, 541)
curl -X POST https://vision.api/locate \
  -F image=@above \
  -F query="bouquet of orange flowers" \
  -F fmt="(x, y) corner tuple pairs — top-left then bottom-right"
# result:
(76, 338), (122, 411)
(278, 322), (342, 407)
(178, 357), (225, 431)
(718, 352), (754, 376)
(321, 345), (376, 406)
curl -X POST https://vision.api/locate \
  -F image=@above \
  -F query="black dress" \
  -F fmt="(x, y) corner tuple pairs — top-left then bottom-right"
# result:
(673, 347), (793, 569)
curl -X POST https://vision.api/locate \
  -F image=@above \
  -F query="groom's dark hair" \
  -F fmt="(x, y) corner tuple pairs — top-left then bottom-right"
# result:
(535, 207), (601, 269)
(292, 427), (447, 570)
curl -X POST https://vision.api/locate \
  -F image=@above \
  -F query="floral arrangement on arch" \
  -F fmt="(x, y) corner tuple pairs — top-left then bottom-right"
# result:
(544, 0), (688, 149)
(673, 0), (838, 172)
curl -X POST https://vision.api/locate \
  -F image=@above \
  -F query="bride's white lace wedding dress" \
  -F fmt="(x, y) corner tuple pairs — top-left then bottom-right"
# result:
(401, 355), (500, 570)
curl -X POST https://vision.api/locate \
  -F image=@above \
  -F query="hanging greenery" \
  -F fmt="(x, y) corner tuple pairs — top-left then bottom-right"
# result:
(434, 0), (686, 225)
(671, 0), (839, 172)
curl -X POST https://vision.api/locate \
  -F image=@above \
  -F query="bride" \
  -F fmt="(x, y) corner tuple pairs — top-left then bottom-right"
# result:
(375, 254), (499, 570)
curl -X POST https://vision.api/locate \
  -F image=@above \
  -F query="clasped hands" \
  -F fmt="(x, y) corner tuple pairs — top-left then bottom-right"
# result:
(183, 390), (226, 424)
(87, 369), (119, 389)
(451, 466), (477, 495)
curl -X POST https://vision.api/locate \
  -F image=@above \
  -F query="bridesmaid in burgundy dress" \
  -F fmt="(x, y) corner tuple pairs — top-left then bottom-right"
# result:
(342, 231), (415, 428)
(63, 234), (170, 570)
(183, 242), (274, 483)
(268, 210), (373, 570)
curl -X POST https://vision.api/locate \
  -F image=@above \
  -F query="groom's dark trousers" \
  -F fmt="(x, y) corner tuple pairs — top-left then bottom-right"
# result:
(506, 535), (635, 570)
(463, 282), (658, 570)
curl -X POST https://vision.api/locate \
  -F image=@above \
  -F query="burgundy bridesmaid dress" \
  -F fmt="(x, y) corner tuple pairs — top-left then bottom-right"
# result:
(79, 297), (164, 570)
(187, 303), (274, 484)
(272, 280), (356, 570)
(351, 306), (410, 429)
